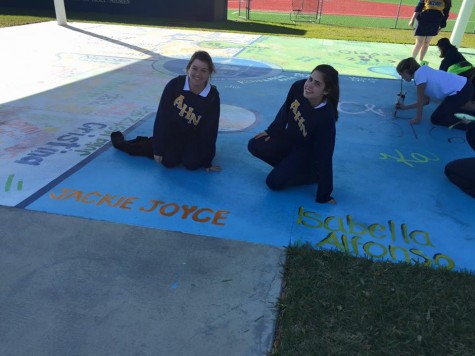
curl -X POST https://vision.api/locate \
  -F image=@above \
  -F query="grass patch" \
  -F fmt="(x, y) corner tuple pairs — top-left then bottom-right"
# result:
(271, 244), (475, 355)
(0, 7), (55, 27)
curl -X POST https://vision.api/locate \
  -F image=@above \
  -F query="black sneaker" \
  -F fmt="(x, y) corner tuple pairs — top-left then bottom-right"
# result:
(111, 131), (125, 148)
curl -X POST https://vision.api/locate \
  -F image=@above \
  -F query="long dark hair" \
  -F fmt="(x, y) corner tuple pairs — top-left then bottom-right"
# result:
(314, 64), (340, 120)
(436, 37), (456, 58)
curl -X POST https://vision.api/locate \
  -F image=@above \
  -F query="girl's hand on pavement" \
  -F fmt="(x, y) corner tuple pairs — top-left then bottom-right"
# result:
(410, 117), (422, 125)
(254, 131), (270, 141)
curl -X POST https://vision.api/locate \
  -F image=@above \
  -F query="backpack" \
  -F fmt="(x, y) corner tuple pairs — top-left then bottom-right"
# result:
(423, 0), (446, 14)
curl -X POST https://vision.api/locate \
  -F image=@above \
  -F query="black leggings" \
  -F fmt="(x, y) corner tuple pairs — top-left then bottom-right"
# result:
(248, 134), (318, 190)
(444, 158), (475, 198)
(115, 136), (203, 170)
(116, 136), (154, 158)
(431, 80), (474, 129)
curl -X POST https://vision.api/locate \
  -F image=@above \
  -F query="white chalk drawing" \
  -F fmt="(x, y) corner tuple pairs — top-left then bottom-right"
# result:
(338, 101), (386, 117)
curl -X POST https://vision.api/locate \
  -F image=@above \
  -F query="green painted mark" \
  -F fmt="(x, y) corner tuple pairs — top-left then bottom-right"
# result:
(5, 174), (13, 192)
(17, 179), (23, 191)
(5, 174), (23, 192)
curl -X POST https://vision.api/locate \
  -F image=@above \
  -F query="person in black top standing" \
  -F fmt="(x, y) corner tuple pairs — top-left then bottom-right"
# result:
(111, 51), (221, 172)
(248, 64), (339, 204)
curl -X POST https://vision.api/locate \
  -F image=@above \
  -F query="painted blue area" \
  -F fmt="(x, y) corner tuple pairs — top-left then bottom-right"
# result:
(368, 65), (400, 79)
(26, 68), (475, 272)
(153, 56), (282, 81)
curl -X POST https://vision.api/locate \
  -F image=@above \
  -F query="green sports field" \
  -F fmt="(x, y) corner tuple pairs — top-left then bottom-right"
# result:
(229, 0), (475, 33)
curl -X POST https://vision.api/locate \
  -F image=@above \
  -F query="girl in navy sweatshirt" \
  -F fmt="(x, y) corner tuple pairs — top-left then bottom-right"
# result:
(111, 51), (221, 172)
(248, 64), (340, 204)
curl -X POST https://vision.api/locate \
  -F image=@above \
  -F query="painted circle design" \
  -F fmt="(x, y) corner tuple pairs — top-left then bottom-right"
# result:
(219, 104), (256, 132)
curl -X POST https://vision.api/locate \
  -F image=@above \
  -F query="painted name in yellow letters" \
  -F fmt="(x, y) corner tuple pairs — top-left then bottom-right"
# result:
(296, 207), (455, 270)
(379, 149), (439, 167)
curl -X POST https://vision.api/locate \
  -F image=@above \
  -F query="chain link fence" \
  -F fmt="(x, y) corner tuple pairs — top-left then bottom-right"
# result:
(230, 0), (475, 34)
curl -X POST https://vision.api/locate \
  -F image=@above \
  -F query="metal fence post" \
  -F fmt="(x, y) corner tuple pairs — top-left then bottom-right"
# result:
(394, 0), (403, 29)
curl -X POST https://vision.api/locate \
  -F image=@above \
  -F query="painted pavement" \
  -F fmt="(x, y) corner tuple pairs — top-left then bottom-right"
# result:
(1, 22), (475, 271)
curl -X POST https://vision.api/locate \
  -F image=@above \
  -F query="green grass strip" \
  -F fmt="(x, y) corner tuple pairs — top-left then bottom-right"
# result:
(271, 244), (475, 355)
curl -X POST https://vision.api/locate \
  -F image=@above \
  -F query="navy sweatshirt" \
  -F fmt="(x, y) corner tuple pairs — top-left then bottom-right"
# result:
(267, 79), (337, 203)
(152, 75), (220, 168)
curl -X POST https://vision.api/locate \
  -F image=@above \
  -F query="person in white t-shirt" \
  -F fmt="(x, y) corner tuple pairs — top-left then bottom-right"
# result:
(395, 57), (475, 129)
